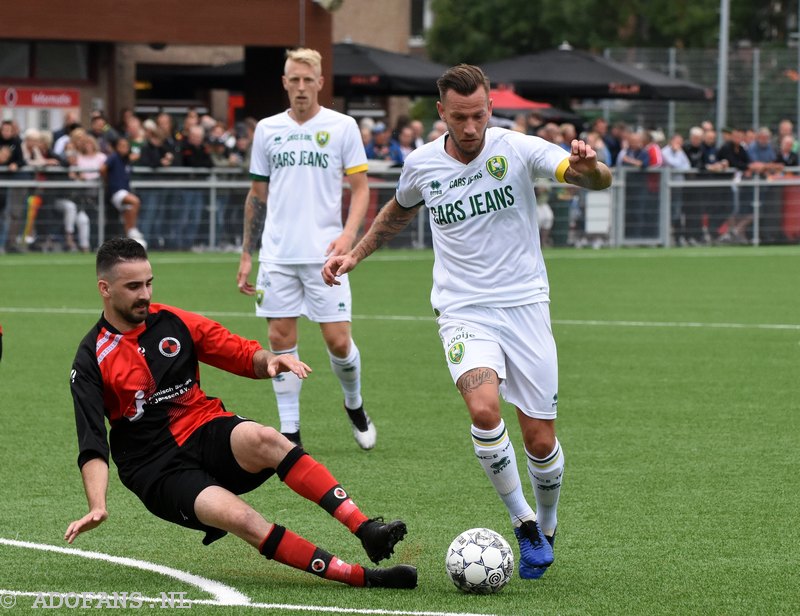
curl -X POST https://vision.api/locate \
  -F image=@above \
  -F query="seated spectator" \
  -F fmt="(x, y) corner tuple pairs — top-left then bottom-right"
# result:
(364, 123), (403, 166)
(103, 137), (145, 247)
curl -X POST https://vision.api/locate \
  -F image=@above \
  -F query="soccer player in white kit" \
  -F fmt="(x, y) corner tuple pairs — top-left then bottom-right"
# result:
(237, 48), (376, 450)
(323, 64), (612, 580)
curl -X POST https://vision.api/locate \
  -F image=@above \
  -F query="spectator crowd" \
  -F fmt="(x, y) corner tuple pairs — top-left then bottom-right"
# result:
(2, 105), (800, 254)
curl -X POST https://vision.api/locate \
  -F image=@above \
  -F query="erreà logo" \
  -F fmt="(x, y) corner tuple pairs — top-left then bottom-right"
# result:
(256, 289), (264, 306)
(490, 456), (510, 474)
(430, 180), (442, 196)
(315, 131), (330, 147)
(486, 155), (508, 180)
(448, 341), (464, 364)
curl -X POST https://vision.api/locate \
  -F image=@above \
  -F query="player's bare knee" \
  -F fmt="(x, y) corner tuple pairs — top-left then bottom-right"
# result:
(469, 405), (502, 431)
(523, 431), (556, 458)
(326, 336), (350, 357)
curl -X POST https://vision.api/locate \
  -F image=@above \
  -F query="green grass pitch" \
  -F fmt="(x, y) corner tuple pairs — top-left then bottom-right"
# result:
(1, 246), (798, 615)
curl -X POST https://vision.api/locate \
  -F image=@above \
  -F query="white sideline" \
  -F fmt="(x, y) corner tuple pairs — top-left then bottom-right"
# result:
(0, 538), (249, 605)
(1, 305), (799, 330)
(0, 539), (497, 616)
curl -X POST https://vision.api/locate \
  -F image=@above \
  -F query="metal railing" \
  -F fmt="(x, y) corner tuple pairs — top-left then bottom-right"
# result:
(1, 165), (799, 253)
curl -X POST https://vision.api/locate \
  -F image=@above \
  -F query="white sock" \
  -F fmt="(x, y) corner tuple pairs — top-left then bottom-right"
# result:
(328, 339), (362, 410)
(472, 421), (535, 526)
(270, 346), (302, 434)
(526, 439), (564, 536)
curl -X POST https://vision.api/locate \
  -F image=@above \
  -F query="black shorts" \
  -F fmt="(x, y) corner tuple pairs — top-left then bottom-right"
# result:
(134, 415), (274, 538)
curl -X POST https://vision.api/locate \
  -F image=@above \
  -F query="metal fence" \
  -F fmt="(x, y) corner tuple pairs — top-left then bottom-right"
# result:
(1, 165), (799, 253)
(599, 47), (800, 138)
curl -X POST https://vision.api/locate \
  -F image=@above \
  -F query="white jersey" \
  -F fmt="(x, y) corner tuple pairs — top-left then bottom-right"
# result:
(395, 127), (570, 314)
(250, 107), (368, 264)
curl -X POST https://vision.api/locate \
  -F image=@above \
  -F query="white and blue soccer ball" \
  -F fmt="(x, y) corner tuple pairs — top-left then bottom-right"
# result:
(445, 527), (514, 594)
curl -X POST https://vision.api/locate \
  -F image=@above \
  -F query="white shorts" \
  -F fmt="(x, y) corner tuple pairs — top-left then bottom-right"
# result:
(110, 190), (133, 211)
(437, 303), (559, 419)
(255, 262), (352, 322)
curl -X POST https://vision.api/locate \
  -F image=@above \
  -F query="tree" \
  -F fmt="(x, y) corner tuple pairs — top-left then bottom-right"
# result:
(426, 0), (794, 65)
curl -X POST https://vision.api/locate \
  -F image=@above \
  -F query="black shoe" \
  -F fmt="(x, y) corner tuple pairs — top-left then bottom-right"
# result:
(356, 518), (407, 564)
(364, 564), (417, 589)
(281, 430), (302, 447)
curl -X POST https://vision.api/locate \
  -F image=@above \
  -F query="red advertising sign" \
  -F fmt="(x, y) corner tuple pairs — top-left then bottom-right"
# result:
(1, 87), (80, 108)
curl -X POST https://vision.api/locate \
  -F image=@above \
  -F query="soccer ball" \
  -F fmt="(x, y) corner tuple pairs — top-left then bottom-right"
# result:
(445, 528), (514, 594)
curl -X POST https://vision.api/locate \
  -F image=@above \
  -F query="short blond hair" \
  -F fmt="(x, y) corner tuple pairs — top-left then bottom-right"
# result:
(285, 48), (322, 74)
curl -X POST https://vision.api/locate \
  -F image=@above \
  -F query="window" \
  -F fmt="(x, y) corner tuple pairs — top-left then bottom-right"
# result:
(409, 0), (433, 46)
(36, 43), (90, 80)
(0, 42), (30, 78)
(0, 40), (91, 81)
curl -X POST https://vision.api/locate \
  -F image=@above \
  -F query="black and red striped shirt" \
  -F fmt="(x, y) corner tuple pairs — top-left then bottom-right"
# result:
(70, 303), (262, 487)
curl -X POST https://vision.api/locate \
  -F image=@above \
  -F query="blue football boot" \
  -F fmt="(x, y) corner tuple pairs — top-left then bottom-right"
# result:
(514, 520), (554, 579)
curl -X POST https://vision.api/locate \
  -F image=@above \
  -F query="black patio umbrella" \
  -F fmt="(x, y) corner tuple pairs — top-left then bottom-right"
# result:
(481, 49), (713, 101)
(333, 42), (447, 97)
(138, 43), (448, 98)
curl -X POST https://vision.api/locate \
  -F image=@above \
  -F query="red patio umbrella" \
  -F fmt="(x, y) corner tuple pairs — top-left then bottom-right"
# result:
(489, 88), (551, 111)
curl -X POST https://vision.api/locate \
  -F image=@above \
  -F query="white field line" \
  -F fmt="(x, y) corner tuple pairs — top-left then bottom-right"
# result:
(0, 540), (496, 616)
(0, 538), (249, 605)
(1, 305), (799, 331)
(2, 246), (800, 267)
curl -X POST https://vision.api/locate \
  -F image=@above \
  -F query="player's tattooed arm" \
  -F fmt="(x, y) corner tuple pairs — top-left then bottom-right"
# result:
(456, 368), (499, 396)
(351, 198), (421, 262)
(242, 182), (268, 254)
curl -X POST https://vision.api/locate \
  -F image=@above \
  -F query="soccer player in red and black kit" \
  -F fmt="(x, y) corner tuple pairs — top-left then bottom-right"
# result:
(65, 238), (416, 589)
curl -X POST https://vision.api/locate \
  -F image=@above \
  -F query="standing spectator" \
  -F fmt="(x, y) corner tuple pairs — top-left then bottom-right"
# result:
(396, 126), (415, 161)
(777, 119), (798, 154)
(717, 128), (752, 242)
(409, 120), (425, 149)
(617, 130), (650, 238)
(323, 63), (612, 582)
(365, 123), (403, 166)
(88, 113), (120, 156)
(124, 115), (146, 163)
(747, 127), (778, 172)
(103, 137), (146, 247)
(138, 127), (177, 247)
(661, 133), (692, 245)
(176, 125), (212, 249)
(53, 111), (81, 143)
(236, 48), (373, 450)
(426, 120), (447, 142)
(776, 134), (799, 166)
(747, 128), (783, 243)
(155, 111), (182, 155)
(1, 121), (29, 252)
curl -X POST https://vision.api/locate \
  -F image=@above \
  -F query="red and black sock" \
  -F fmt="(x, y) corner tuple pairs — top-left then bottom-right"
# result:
(259, 524), (365, 586)
(276, 446), (368, 533)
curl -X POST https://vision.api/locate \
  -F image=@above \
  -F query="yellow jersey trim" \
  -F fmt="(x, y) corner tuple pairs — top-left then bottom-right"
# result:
(555, 158), (570, 184)
(345, 163), (369, 176)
